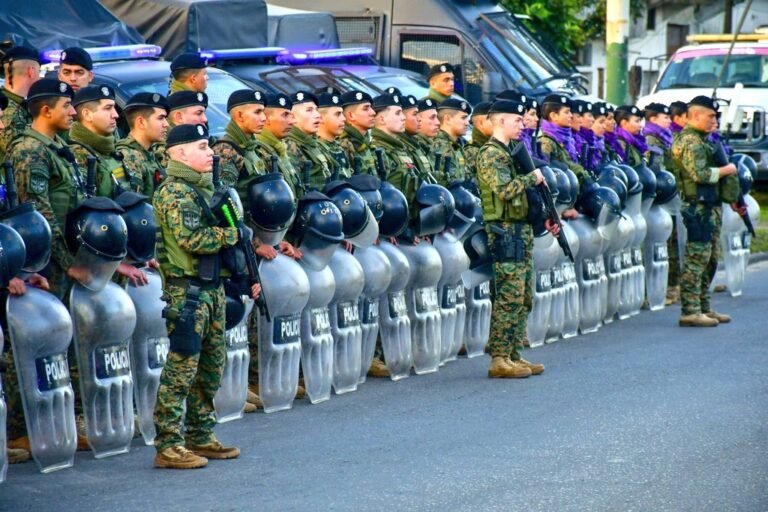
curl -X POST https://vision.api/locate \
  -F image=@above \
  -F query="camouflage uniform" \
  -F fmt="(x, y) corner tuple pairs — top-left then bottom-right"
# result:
(670, 126), (723, 316)
(69, 121), (126, 198)
(212, 120), (266, 202)
(477, 138), (538, 360)
(0, 88), (31, 163)
(464, 128), (489, 177)
(318, 136), (352, 179)
(423, 89), (450, 104)
(254, 129), (304, 198)
(538, 134), (590, 186)
(153, 160), (238, 452)
(338, 125), (377, 176)
(646, 132), (680, 289)
(284, 126), (332, 191)
(431, 130), (468, 186)
(371, 128), (419, 219)
(617, 139), (643, 167)
(168, 79), (193, 95)
(115, 134), (163, 198)
(401, 133), (435, 183)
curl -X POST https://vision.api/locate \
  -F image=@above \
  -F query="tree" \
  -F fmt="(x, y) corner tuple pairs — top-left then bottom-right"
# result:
(500, 0), (645, 61)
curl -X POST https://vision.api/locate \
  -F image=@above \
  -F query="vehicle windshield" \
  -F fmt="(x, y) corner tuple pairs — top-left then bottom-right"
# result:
(257, 67), (380, 96)
(119, 69), (247, 135)
(364, 74), (431, 98)
(657, 49), (768, 90)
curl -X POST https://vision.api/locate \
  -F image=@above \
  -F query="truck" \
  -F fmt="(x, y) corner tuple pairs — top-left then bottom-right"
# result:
(637, 32), (768, 179)
(269, 0), (587, 104)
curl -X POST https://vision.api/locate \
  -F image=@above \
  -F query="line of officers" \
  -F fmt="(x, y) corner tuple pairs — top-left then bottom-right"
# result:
(0, 48), (746, 471)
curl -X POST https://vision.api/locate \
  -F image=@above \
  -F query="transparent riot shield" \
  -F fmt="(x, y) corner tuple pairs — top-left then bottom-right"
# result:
(400, 242), (443, 375)
(258, 254), (310, 413)
(0, 330), (6, 482)
(454, 283), (467, 357)
(528, 234), (559, 347)
(720, 204), (746, 297)
(604, 215), (632, 324)
(464, 278), (491, 357)
(545, 265), (565, 343)
(643, 204), (673, 311)
(627, 194), (648, 316)
(433, 231), (469, 364)
(354, 246), (392, 383)
(559, 221), (581, 339)
(215, 298), (254, 423)
(125, 268), (168, 445)
(70, 282), (137, 459)
(377, 240), (413, 380)
(298, 263), (335, 404)
(328, 247), (365, 394)
(570, 217), (603, 334)
(7, 288), (76, 473)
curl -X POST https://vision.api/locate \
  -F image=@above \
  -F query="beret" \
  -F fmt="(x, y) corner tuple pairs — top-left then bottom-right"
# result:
(166, 123), (209, 147)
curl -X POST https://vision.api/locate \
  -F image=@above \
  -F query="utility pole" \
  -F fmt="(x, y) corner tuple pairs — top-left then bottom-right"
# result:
(606, 0), (630, 105)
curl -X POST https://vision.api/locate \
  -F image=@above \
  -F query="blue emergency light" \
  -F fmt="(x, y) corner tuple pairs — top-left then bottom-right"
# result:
(44, 44), (162, 63)
(199, 47), (288, 61)
(276, 47), (374, 64)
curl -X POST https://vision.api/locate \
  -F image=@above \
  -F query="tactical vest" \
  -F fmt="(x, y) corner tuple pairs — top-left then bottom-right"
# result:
(286, 129), (331, 190)
(671, 130), (719, 204)
(477, 140), (528, 223)
(116, 138), (164, 195)
(253, 137), (303, 198)
(371, 129), (419, 205)
(70, 141), (126, 198)
(213, 138), (265, 201)
(340, 126), (376, 175)
(318, 138), (352, 179)
(402, 134), (434, 181)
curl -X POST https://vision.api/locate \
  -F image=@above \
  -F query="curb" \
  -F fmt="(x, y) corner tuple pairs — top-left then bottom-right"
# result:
(748, 251), (768, 265)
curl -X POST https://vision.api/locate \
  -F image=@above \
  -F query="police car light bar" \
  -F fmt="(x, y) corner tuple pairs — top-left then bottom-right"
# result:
(199, 47), (288, 60)
(43, 44), (162, 63)
(277, 47), (374, 64)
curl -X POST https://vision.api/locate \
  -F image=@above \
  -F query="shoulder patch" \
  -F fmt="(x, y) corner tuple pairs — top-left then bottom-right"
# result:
(179, 200), (201, 231)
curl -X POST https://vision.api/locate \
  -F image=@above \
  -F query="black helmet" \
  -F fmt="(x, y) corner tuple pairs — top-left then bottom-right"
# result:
(580, 186), (622, 222)
(553, 167), (572, 207)
(635, 161), (657, 200)
(378, 182), (409, 238)
(654, 170), (678, 205)
(732, 154), (755, 195)
(247, 173), (296, 246)
(347, 174), (383, 222)
(415, 183), (455, 236)
(447, 183), (476, 237)
(598, 172), (627, 209)
(114, 191), (156, 263)
(538, 163), (559, 201)
(462, 223), (493, 281)
(617, 163), (642, 196)
(66, 197), (128, 261)
(0, 223), (26, 286)
(324, 181), (378, 247)
(292, 191), (344, 270)
(224, 280), (245, 329)
(0, 203), (51, 273)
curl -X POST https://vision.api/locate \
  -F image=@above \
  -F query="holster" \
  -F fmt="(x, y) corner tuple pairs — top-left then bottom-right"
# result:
(695, 184), (718, 206)
(490, 223), (525, 263)
(198, 254), (221, 284)
(163, 284), (202, 356)
(681, 204), (713, 243)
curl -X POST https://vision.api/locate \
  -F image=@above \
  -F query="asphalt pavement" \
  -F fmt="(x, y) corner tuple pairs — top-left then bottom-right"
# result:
(2, 263), (767, 512)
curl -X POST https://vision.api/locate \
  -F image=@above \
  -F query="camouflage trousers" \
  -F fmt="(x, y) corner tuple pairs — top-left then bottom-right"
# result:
(154, 282), (226, 452)
(667, 215), (681, 288)
(680, 206), (722, 315)
(486, 223), (533, 360)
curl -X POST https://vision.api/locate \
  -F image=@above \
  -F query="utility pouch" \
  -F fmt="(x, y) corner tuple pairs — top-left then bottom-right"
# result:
(696, 184), (718, 206)
(490, 223), (525, 263)
(198, 254), (221, 284)
(165, 285), (202, 356)
(682, 205), (713, 243)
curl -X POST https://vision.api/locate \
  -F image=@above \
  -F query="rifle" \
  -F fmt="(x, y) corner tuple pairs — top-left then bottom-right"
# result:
(510, 142), (574, 262)
(374, 147), (387, 180)
(3, 161), (17, 210)
(302, 160), (312, 193)
(212, 155), (222, 188)
(433, 152), (442, 176)
(353, 155), (362, 176)
(442, 155), (453, 183)
(269, 154), (279, 174)
(578, 142), (589, 171)
(85, 155), (97, 198)
(713, 141), (755, 237)
(329, 152), (343, 181)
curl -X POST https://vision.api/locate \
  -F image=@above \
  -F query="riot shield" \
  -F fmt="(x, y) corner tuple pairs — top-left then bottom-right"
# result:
(720, 204), (747, 297)
(603, 215), (632, 324)
(433, 231), (469, 364)
(454, 282), (467, 357)
(328, 247), (365, 394)
(258, 254), (310, 413)
(627, 193), (648, 316)
(400, 242), (443, 375)
(377, 240), (413, 380)
(558, 222), (581, 339)
(0, 330), (6, 482)
(125, 268), (168, 445)
(643, 204), (673, 310)
(464, 277), (491, 358)
(7, 288), (76, 473)
(569, 216), (603, 334)
(528, 233), (559, 347)
(298, 263), (335, 404)
(70, 282), (136, 459)
(353, 246), (392, 383)
(215, 298), (254, 422)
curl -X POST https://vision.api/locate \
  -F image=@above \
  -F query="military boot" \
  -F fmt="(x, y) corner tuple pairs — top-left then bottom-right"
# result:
(7, 436), (31, 452)
(367, 357), (390, 378)
(488, 356), (531, 378)
(296, 384), (307, 399)
(75, 415), (90, 451)
(665, 285), (680, 305)
(186, 438), (240, 460)
(679, 313), (719, 327)
(705, 310), (731, 323)
(713, 284), (727, 293)
(154, 446), (208, 469)
(8, 448), (31, 464)
(243, 401), (258, 414)
(515, 357), (545, 375)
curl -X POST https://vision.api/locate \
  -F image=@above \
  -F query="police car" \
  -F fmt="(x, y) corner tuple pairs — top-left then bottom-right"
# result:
(43, 44), (254, 137)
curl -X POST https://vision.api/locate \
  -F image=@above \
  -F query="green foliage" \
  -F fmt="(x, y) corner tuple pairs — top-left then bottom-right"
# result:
(500, 0), (645, 60)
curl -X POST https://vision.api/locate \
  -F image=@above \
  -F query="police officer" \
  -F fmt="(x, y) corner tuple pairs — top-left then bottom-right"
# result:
(167, 90), (208, 128)
(424, 62), (455, 104)
(414, 98), (439, 155)
(57, 47), (94, 92)
(433, 98), (471, 186)
(316, 90), (353, 179)
(670, 96), (738, 328)
(153, 123), (257, 468)
(169, 52), (209, 94)
(116, 92), (170, 197)
(385, 88), (433, 181)
(614, 105), (646, 167)
(476, 99), (549, 378)
(213, 89), (267, 197)
(0, 46), (41, 162)
(285, 91), (332, 190)
(464, 101), (492, 177)
(538, 94), (590, 184)
(338, 90), (377, 176)
(253, 93), (304, 198)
